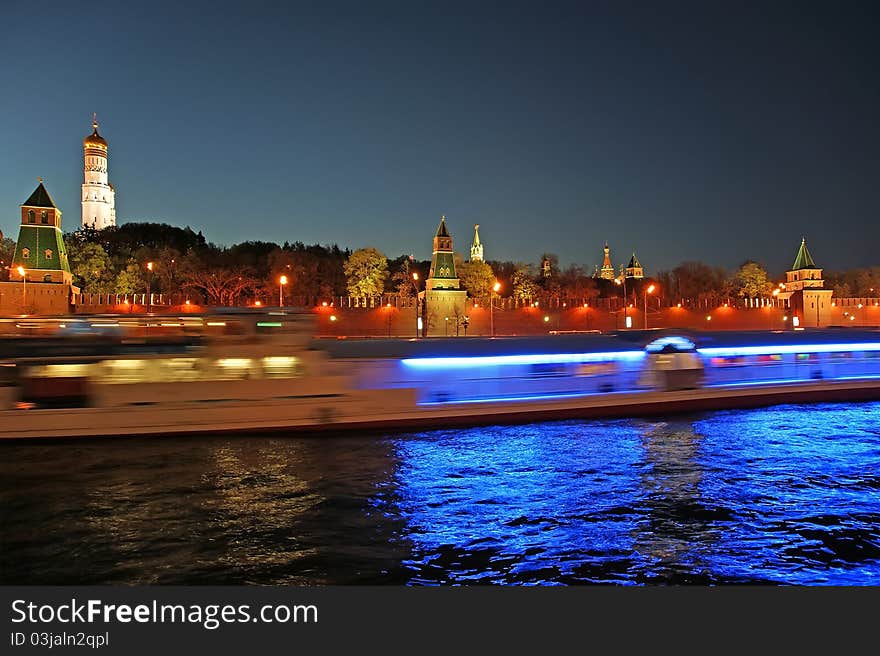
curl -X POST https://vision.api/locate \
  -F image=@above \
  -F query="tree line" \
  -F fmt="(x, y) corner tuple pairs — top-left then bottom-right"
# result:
(1, 223), (877, 305)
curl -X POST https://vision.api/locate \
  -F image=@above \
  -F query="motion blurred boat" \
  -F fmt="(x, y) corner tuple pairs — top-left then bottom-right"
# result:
(1, 311), (879, 439)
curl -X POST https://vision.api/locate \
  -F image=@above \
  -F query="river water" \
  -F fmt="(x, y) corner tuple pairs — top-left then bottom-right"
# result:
(2, 402), (879, 585)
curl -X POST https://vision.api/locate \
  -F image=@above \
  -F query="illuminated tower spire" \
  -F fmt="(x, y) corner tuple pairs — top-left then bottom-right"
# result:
(599, 241), (615, 280)
(470, 224), (483, 262)
(81, 114), (116, 229)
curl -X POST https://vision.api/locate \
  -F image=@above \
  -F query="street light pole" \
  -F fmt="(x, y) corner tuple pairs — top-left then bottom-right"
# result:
(146, 261), (154, 312)
(17, 266), (26, 311)
(411, 272), (421, 338)
(644, 284), (655, 329)
(490, 281), (501, 337)
(615, 276), (628, 328)
(279, 274), (288, 307)
(771, 288), (780, 330)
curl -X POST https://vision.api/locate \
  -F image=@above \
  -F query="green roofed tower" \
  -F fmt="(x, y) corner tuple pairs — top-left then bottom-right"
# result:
(426, 215), (459, 289)
(778, 236), (832, 328)
(11, 181), (72, 285)
(423, 215), (467, 336)
(625, 252), (644, 279)
(791, 236), (817, 270)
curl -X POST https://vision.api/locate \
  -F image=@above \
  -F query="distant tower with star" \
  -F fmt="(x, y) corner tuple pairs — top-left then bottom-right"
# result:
(423, 215), (467, 336)
(81, 114), (116, 229)
(777, 237), (833, 328)
(470, 224), (483, 262)
(598, 242), (615, 280)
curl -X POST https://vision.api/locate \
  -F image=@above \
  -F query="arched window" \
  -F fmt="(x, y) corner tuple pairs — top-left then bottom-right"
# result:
(40, 210), (48, 224)
(27, 210), (35, 223)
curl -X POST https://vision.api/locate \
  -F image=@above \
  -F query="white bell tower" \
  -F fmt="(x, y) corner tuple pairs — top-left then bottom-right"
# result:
(81, 114), (116, 229)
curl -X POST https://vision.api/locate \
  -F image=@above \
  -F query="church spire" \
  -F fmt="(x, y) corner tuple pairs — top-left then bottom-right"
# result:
(470, 224), (484, 262)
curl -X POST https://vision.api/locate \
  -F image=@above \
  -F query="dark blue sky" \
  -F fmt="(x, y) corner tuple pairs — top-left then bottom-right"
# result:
(1, 1), (877, 275)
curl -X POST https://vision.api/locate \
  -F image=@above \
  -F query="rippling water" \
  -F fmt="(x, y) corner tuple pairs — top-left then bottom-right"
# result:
(2, 403), (880, 585)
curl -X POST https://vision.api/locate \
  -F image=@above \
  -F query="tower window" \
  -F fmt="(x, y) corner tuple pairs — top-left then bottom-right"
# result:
(22, 248), (30, 259)
(41, 210), (48, 224)
(27, 210), (35, 223)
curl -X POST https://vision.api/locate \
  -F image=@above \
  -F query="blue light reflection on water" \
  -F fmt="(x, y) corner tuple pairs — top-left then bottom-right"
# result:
(387, 403), (880, 584)
(2, 403), (879, 585)
(390, 422), (648, 584)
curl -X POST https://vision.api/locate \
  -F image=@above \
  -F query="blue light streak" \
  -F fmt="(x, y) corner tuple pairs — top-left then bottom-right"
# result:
(698, 342), (880, 358)
(646, 336), (696, 352)
(401, 351), (645, 370)
(418, 390), (611, 406)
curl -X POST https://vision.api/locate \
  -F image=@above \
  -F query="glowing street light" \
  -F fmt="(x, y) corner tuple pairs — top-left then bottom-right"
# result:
(16, 266), (26, 309)
(411, 271), (422, 338)
(615, 276), (629, 329)
(145, 261), (154, 312)
(490, 281), (501, 337)
(644, 283), (655, 329)
(279, 274), (289, 307)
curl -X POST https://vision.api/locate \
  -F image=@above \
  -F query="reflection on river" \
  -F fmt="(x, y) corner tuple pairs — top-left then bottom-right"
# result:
(2, 402), (879, 584)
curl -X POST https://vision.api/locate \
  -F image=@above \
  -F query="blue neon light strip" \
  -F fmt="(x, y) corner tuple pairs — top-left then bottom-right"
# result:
(697, 342), (880, 357)
(401, 351), (645, 370)
(646, 336), (696, 352)
(418, 390), (608, 406)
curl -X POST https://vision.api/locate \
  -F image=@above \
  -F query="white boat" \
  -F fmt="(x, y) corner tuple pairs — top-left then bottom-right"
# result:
(1, 311), (879, 439)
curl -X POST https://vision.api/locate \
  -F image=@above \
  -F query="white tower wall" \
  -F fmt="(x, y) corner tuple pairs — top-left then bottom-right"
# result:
(81, 117), (116, 230)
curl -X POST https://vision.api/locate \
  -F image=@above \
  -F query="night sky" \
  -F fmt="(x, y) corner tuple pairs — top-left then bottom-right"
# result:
(1, 1), (877, 275)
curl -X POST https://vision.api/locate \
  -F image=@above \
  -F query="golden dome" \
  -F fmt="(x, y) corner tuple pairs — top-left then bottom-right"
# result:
(83, 116), (107, 148)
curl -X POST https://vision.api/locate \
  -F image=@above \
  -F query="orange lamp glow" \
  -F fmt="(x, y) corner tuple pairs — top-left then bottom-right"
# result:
(146, 261), (154, 272)
(279, 275), (288, 285)
(17, 266), (25, 277)
(493, 282), (501, 293)
(647, 284), (655, 294)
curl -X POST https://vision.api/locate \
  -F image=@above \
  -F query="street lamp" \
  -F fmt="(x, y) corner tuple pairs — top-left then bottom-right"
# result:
(411, 272), (421, 338)
(16, 266), (26, 310)
(279, 274), (288, 307)
(644, 283), (655, 329)
(490, 281), (501, 337)
(614, 276), (628, 328)
(145, 261), (154, 312)
(771, 288), (780, 330)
